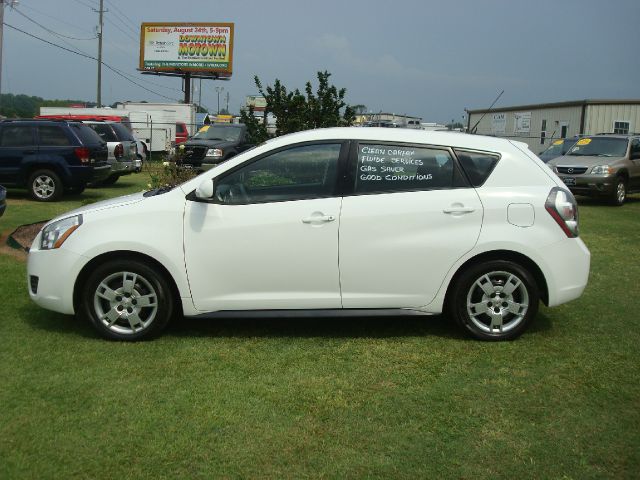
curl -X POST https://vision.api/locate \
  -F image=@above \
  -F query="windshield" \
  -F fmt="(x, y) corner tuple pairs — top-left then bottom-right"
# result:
(567, 137), (628, 157)
(192, 125), (243, 142)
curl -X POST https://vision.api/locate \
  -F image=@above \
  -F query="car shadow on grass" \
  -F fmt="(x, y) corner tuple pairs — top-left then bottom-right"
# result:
(20, 306), (98, 339)
(21, 305), (553, 342)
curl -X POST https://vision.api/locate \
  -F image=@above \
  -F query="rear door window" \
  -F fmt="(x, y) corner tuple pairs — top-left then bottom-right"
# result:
(354, 143), (463, 194)
(454, 149), (500, 187)
(37, 126), (71, 146)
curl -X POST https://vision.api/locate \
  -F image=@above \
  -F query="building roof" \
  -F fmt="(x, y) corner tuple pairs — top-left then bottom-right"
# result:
(467, 99), (640, 114)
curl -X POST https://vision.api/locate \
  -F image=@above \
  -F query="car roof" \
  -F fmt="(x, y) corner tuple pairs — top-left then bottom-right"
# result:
(262, 127), (520, 153)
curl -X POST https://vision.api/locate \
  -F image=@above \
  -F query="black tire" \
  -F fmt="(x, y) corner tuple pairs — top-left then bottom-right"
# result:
(79, 259), (174, 341)
(28, 169), (62, 202)
(609, 176), (626, 206)
(447, 260), (539, 341)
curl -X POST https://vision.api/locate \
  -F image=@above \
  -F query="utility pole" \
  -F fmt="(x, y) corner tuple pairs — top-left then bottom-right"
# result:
(0, 0), (18, 113)
(225, 91), (229, 113)
(95, 0), (104, 107)
(215, 86), (224, 114)
(0, 1), (5, 113)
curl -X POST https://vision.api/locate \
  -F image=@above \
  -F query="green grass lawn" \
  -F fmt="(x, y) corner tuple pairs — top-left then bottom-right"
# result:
(1, 171), (639, 479)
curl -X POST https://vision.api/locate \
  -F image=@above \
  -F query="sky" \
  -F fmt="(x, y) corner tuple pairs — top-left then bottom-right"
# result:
(2, 0), (639, 123)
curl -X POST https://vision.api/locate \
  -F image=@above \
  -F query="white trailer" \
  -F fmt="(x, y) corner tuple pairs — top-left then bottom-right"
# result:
(117, 102), (197, 136)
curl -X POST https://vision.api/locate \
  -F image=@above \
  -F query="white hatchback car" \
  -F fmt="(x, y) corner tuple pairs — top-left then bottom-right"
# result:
(27, 128), (590, 341)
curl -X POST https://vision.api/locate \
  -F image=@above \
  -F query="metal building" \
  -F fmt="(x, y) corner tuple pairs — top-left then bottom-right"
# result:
(466, 99), (640, 153)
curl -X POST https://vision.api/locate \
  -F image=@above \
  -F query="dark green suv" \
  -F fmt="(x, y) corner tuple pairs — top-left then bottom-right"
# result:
(548, 134), (640, 205)
(0, 119), (110, 201)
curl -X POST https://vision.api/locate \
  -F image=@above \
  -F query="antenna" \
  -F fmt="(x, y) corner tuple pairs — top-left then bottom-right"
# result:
(469, 90), (504, 134)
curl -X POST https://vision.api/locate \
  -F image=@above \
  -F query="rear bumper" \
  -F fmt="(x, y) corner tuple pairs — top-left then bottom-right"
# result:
(110, 159), (134, 176)
(540, 237), (591, 307)
(90, 164), (111, 183)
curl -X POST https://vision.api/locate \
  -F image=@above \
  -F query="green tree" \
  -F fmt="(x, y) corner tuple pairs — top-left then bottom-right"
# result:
(240, 71), (354, 143)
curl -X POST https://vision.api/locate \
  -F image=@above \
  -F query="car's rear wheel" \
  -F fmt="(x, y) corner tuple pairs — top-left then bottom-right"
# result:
(80, 259), (174, 341)
(28, 169), (62, 202)
(448, 260), (539, 341)
(610, 177), (626, 206)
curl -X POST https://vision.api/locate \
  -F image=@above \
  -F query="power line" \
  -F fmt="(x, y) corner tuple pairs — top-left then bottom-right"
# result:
(3, 22), (180, 102)
(11, 6), (181, 96)
(18, 3), (97, 36)
(69, 0), (97, 9)
(13, 7), (97, 40)
(104, 0), (138, 36)
(104, 15), (137, 43)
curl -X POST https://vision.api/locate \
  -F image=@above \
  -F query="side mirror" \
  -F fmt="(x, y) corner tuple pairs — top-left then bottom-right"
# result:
(195, 179), (214, 200)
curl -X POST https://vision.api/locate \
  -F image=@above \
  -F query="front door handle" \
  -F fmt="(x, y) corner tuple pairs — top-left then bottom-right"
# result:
(302, 213), (336, 224)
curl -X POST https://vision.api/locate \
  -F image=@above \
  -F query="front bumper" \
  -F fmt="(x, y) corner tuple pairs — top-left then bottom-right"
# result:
(556, 173), (617, 196)
(27, 238), (87, 315)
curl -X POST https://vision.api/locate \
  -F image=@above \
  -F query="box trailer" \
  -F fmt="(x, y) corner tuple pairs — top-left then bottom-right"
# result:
(116, 102), (197, 143)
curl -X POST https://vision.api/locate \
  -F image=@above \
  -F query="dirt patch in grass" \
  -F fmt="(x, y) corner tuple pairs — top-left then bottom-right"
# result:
(1, 221), (47, 260)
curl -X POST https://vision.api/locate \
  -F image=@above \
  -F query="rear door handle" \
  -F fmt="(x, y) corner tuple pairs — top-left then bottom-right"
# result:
(443, 207), (476, 214)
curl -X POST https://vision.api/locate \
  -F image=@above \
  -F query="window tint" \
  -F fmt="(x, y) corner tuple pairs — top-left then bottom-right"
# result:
(215, 143), (341, 204)
(355, 144), (456, 193)
(454, 149), (500, 187)
(38, 126), (71, 146)
(111, 123), (135, 141)
(0, 125), (33, 147)
(87, 123), (118, 142)
(73, 124), (103, 145)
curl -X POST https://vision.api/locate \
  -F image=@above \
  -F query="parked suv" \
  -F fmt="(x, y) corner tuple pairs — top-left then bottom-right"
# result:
(83, 121), (136, 185)
(28, 128), (590, 341)
(0, 119), (109, 201)
(180, 124), (253, 171)
(547, 134), (640, 205)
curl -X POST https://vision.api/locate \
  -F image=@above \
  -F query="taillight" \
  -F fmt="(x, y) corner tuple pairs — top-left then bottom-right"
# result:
(74, 147), (90, 164)
(114, 143), (124, 159)
(545, 187), (579, 237)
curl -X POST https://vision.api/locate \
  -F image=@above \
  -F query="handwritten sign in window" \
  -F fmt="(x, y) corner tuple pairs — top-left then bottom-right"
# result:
(356, 144), (454, 193)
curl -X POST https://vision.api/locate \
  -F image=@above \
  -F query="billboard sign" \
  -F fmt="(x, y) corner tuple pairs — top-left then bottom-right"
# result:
(513, 111), (532, 134)
(491, 112), (506, 134)
(139, 23), (234, 76)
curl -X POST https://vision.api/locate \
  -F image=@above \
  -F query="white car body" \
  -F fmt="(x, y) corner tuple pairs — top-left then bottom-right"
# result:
(27, 127), (590, 340)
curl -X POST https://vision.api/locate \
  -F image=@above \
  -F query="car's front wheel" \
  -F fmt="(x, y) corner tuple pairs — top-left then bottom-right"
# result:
(610, 176), (626, 206)
(80, 259), (174, 341)
(448, 260), (539, 341)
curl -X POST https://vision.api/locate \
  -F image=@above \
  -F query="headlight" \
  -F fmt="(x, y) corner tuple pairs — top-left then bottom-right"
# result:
(591, 165), (612, 175)
(205, 148), (223, 158)
(40, 215), (83, 250)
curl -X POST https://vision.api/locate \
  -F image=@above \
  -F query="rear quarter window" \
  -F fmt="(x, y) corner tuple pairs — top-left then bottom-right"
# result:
(110, 123), (135, 141)
(87, 123), (118, 142)
(454, 149), (500, 187)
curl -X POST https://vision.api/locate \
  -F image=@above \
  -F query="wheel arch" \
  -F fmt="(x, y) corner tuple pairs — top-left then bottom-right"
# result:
(444, 249), (549, 308)
(73, 250), (183, 316)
